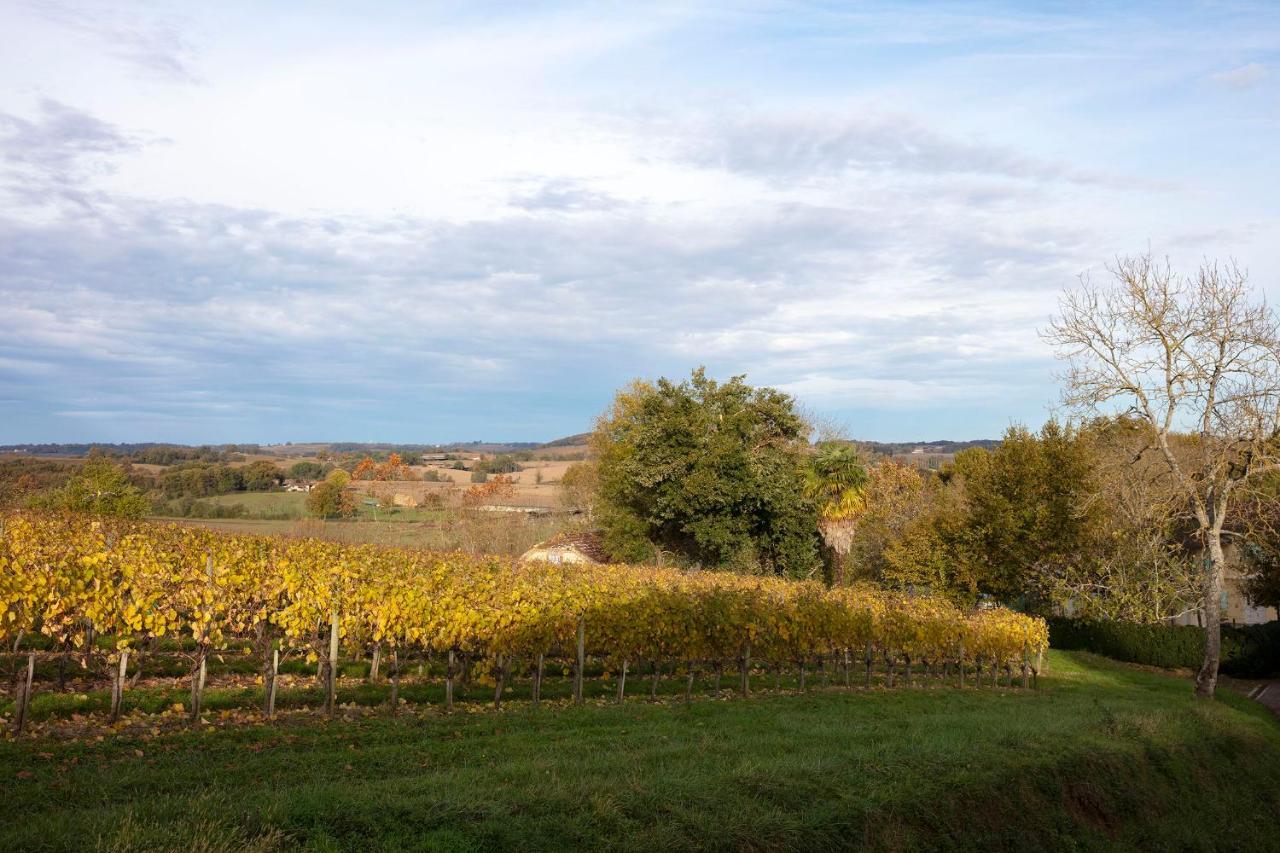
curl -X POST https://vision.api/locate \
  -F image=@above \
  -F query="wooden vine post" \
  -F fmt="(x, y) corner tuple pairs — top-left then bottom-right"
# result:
(325, 608), (339, 717)
(190, 648), (208, 722)
(493, 653), (508, 709)
(684, 661), (695, 704)
(12, 651), (35, 734)
(109, 651), (129, 723)
(739, 640), (751, 697)
(573, 615), (586, 705)
(532, 652), (544, 708)
(390, 648), (400, 715)
(370, 644), (381, 683)
(266, 648), (279, 719)
(445, 649), (455, 712)
(616, 659), (628, 703)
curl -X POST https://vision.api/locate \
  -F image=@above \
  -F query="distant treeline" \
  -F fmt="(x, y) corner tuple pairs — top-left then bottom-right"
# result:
(0, 443), (259, 460)
(158, 461), (284, 498)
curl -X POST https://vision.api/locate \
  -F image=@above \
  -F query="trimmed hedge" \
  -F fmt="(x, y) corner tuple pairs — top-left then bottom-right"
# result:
(1047, 617), (1280, 678)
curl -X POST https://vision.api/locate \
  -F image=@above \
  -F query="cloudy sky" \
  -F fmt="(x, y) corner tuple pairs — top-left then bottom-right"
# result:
(1, 1), (1277, 444)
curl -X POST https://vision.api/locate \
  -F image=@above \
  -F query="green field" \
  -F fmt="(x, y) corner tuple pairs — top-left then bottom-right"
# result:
(187, 491), (443, 522)
(3, 652), (1278, 851)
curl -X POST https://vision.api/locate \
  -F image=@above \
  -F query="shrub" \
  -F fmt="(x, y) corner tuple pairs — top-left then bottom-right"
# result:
(1047, 617), (1280, 677)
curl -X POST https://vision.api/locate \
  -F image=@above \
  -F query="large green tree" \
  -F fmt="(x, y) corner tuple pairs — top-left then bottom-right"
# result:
(592, 369), (821, 576)
(45, 451), (150, 518)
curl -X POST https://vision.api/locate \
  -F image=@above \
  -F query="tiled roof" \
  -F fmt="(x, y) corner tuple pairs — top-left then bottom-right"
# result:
(535, 530), (612, 563)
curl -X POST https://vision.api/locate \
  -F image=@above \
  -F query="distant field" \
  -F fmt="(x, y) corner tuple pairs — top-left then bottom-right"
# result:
(178, 491), (447, 523)
(157, 512), (569, 553)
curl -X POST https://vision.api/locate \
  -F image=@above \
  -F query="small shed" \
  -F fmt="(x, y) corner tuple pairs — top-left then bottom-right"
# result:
(520, 531), (612, 566)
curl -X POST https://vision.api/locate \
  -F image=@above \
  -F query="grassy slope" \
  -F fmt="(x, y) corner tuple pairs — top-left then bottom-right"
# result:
(2, 652), (1279, 852)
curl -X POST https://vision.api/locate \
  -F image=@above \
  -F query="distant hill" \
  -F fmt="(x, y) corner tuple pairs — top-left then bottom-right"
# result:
(538, 433), (591, 449)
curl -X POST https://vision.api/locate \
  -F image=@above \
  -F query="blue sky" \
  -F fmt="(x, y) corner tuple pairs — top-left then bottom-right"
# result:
(1, 1), (1277, 444)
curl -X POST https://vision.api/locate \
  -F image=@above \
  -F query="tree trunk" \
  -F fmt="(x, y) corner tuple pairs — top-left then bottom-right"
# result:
(1195, 534), (1226, 698)
(650, 660), (660, 698)
(685, 662), (695, 704)
(370, 644), (381, 683)
(740, 642), (751, 697)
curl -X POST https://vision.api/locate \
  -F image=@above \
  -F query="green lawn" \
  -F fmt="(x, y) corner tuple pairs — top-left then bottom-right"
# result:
(2, 651), (1279, 852)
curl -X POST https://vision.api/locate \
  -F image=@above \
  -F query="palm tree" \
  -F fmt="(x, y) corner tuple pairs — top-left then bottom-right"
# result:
(806, 443), (868, 585)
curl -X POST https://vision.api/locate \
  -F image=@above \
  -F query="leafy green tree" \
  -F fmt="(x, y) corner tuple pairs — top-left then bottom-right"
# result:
(592, 369), (821, 576)
(240, 460), (284, 491)
(288, 461), (326, 479)
(45, 451), (150, 518)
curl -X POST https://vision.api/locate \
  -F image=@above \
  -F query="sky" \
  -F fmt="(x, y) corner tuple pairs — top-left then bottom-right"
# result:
(1, 1), (1277, 445)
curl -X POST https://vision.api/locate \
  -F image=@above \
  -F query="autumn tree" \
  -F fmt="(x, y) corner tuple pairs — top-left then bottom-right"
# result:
(559, 461), (599, 520)
(1046, 253), (1280, 698)
(306, 470), (356, 519)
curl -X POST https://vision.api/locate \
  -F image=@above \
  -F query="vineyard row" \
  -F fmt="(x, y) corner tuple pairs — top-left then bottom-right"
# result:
(1, 513), (1049, 733)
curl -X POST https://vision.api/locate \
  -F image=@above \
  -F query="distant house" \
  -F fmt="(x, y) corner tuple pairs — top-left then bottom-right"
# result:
(520, 531), (612, 566)
(283, 480), (313, 492)
(1169, 555), (1277, 627)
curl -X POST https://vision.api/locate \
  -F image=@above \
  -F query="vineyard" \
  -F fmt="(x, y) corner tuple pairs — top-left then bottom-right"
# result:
(1, 512), (1049, 735)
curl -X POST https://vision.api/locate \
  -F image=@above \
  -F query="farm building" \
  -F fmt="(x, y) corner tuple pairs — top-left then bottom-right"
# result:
(520, 531), (612, 566)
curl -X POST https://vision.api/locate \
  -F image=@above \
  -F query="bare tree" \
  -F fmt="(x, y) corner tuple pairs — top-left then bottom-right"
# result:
(1045, 253), (1280, 698)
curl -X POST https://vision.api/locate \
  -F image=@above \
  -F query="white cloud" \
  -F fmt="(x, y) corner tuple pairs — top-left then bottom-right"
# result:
(1210, 62), (1269, 90)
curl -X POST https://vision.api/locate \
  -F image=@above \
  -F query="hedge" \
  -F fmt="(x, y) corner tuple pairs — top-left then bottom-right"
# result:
(1047, 617), (1280, 678)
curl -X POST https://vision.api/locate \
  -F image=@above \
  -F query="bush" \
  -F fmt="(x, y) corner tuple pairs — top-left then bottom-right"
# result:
(470, 471), (488, 484)
(1047, 617), (1280, 678)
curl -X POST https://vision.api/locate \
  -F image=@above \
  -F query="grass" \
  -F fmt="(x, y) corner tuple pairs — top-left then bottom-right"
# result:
(2, 651), (1279, 851)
